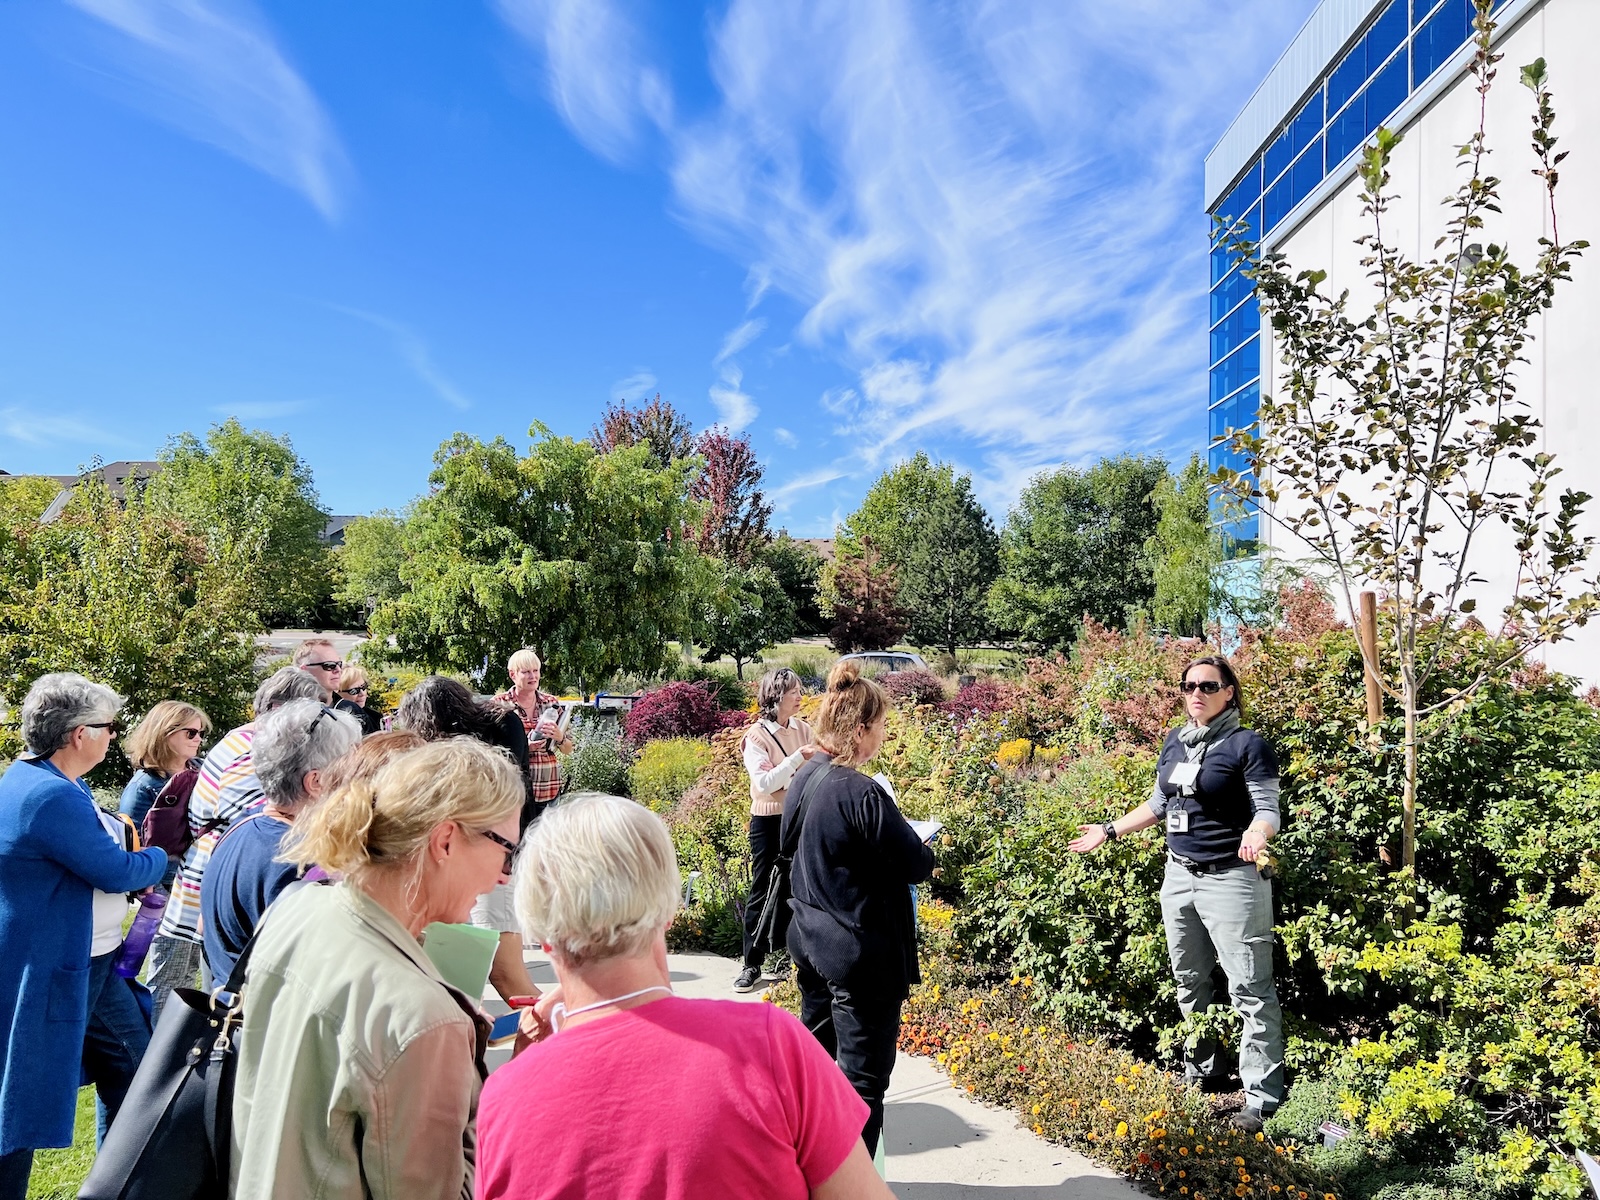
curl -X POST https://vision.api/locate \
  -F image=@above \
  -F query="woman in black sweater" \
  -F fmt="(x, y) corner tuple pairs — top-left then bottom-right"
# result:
(783, 660), (935, 1158)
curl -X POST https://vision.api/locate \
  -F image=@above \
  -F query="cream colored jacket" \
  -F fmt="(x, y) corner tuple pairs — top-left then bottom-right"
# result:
(230, 882), (487, 1200)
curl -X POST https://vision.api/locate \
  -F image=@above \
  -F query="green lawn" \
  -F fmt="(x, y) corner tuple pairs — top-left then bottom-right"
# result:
(27, 1087), (95, 1199)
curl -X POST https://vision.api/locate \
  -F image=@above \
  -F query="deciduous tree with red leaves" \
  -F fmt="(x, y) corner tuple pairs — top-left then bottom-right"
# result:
(690, 426), (772, 566)
(827, 540), (908, 653)
(588, 394), (696, 466)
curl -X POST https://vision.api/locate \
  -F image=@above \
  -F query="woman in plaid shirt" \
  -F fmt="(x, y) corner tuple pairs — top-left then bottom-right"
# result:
(496, 648), (574, 811)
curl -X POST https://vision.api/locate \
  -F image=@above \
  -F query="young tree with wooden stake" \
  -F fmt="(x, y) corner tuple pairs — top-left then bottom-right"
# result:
(1213, 0), (1594, 900)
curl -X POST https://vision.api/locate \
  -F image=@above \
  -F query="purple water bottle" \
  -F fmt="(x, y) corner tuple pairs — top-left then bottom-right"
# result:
(114, 891), (168, 979)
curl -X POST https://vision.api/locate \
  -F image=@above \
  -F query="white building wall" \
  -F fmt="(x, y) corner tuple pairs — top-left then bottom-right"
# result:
(1260, 0), (1600, 678)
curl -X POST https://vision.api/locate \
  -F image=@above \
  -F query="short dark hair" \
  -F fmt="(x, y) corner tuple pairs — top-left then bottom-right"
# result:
(1181, 655), (1244, 718)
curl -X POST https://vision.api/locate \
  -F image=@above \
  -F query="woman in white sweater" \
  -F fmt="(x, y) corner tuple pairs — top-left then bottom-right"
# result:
(735, 668), (815, 993)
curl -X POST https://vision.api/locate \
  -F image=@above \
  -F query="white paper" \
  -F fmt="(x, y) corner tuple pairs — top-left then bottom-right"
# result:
(1168, 761), (1201, 788)
(872, 772), (899, 802)
(908, 819), (944, 844)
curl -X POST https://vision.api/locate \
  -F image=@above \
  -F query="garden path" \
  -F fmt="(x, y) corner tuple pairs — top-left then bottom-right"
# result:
(486, 949), (1141, 1200)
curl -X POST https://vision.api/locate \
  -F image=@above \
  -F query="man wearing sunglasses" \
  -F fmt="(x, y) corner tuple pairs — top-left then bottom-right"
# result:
(1067, 654), (1286, 1136)
(293, 638), (344, 703)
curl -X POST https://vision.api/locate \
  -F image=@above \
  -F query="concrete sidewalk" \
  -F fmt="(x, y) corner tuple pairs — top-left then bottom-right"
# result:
(487, 948), (1140, 1200)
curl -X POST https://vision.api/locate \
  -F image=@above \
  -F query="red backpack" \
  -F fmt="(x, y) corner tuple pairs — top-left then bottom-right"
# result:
(141, 768), (217, 857)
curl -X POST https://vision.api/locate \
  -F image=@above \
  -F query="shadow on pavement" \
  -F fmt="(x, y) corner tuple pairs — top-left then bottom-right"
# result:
(886, 1103), (985, 1155)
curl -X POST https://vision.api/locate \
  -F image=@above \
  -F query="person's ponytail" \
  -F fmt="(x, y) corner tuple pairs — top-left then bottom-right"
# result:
(285, 776), (380, 876)
(813, 660), (889, 765)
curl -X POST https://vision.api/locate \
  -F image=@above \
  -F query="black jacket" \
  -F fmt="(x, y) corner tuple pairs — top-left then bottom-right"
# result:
(782, 756), (935, 999)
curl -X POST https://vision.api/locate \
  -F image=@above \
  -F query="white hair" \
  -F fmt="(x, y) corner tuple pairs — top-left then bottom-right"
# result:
(21, 673), (122, 757)
(507, 648), (542, 674)
(253, 699), (362, 810)
(514, 793), (680, 967)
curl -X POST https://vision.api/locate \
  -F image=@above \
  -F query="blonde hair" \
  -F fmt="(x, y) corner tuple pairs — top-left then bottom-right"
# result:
(337, 666), (369, 693)
(507, 648), (542, 675)
(124, 700), (212, 772)
(285, 737), (522, 880)
(813, 660), (889, 766)
(514, 793), (680, 967)
(317, 729), (424, 798)
(292, 639), (338, 667)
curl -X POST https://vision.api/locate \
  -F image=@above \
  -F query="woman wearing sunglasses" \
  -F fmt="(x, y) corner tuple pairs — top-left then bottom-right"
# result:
(1068, 654), (1284, 1135)
(334, 667), (384, 736)
(118, 700), (213, 837)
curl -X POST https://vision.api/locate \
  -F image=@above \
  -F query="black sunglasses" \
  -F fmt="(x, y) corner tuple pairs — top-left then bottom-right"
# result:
(305, 660), (344, 672)
(477, 828), (519, 875)
(1179, 679), (1227, 695)
(304, 705), (340, 737)
(83, 721), (122, 735)
(341, 684), (369, 695)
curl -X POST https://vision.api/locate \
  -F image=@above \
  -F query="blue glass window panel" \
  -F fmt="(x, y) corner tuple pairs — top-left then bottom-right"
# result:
(1366, 52), (1408, 134)
(1263, 91), (1323, 186)
(1211, 295), (1259, 361)
(1209, 337), (1260, 405)
(1263, 172), (1290, 233)
(1289, 135), (1324, 208)
(1210, 266), (1255, 325)
(1211, 203), (1259, 284)
(1209, 381), (1260, 444)
(1327, 89), (1368, 166)
(1415, 0), (1471, 86)
(1213, 162), (1261, 227)
(1329, 0), (1406, 116)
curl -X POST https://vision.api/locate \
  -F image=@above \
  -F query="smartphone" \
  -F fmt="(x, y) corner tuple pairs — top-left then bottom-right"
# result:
(489, 1010), (523, 1045)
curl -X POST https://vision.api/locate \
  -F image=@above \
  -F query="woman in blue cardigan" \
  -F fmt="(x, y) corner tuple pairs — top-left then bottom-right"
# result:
(0, 674), (169, 1200)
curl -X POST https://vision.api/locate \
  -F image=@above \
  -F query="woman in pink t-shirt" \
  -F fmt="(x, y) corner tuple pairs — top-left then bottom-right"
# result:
(475, 794), (893, 1200)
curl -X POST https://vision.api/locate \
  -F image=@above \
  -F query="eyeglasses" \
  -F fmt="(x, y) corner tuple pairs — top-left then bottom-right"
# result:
(1179, 680), (1226, 695)
(304, 705), (339, 737)
(304, 660), (344, 672)
(476, 828), (519, 875)
(177, 727), (204, 740)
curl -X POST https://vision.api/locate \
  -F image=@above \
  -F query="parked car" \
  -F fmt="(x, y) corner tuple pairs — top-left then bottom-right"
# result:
(835, 651), (929, 675)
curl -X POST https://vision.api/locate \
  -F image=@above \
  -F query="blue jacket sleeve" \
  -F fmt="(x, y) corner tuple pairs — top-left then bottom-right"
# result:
(31, 781), (168, 892)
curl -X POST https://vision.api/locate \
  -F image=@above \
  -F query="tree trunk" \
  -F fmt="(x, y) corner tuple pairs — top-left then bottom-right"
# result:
(1401, 671), (1419, 921)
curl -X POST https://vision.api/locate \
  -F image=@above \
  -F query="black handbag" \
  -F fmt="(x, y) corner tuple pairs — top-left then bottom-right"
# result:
(79, 921), (264, 1198)
(754, 762), (834, 952)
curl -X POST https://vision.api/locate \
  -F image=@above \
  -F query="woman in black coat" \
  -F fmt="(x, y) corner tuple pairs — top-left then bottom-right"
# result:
(783, 659), (935, 1158)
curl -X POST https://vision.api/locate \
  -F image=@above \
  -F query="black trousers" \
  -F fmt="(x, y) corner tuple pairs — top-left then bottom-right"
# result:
(795, 956), (903, 1158)
(741, 814), (783, 970)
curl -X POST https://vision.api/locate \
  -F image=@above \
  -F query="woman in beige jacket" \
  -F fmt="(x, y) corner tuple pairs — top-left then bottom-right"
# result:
(735, 668), (816, 993)
(229, 737), (524, 1200)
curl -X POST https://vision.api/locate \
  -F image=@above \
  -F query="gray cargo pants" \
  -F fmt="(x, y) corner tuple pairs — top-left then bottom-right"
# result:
(1160, 856), (1286, 1113)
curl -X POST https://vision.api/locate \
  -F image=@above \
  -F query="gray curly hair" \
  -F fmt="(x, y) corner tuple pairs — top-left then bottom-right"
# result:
(21, 673), (123, 757)
(755, 668), (802, 722)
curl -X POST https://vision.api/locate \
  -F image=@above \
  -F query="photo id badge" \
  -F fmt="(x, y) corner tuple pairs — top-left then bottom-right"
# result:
(1166, 809), (1190, 834)
(1167, 761), (1201, 789)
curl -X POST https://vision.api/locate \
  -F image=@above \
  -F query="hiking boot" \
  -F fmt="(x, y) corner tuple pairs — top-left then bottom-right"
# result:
(734, 967), (762, 993)
(1231, 1107), (1267, 1135)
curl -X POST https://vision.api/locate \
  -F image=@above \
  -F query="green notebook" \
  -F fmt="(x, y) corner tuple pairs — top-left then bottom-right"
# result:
(421, 922), (499, 999)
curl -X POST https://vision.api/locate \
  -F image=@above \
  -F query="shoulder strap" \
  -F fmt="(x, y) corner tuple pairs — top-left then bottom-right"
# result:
(780, 761), (835, 859)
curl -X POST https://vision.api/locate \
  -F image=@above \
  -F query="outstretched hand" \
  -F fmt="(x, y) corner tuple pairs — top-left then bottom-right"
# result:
(1067, 824), (1107, 854)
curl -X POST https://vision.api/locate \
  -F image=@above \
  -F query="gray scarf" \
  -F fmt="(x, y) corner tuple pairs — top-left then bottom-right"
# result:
(1177, 706), (1241, 749)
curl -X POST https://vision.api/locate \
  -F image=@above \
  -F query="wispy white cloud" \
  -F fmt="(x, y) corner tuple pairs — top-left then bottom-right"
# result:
(65, 0), (349, 219)
(609, 370), (659, 402)
(708, 364), (756, 431)
(499, 0), (1311, 506)
(0, 406), (134, 449)
(332, 307), (471, 411)
(210, 400), (306, 420)
(714, 318), (766, 367)
(773, 427), (798, 448)
(770, 465), (848, 512)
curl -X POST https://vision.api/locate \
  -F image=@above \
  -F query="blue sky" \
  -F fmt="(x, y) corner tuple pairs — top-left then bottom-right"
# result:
(0, 0), (1313, 535)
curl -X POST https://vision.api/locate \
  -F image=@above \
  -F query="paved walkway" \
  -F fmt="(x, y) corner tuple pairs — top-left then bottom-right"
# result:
(486, 948), (1140, 1200)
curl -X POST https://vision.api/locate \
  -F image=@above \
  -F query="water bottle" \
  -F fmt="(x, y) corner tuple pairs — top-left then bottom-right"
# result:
(114, 891), (168, 979)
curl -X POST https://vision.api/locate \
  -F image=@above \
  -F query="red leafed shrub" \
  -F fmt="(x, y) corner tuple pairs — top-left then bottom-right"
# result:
(941, 678), (1019, 720)
(883, 669), (948, 708)
(623, 682), (723, 744)
(717, 708), (753, 732)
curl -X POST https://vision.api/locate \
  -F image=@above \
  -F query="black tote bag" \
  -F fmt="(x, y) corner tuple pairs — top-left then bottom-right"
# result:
(79, 921), (264, 1198)
(754, 762), (834, 953)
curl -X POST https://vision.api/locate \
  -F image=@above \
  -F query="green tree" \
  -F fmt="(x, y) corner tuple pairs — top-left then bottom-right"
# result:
(697, 560), (796, 678)
(0, 474), (258, 775)
(367, 425), (707, 691)
(0, 476), (64, 526)
(1214, 10), (1593, 887)
(759, 534), (827, 634)
(1146, 455), (1220, 638)
(900, 484), (1000, 657)
(333, 511), (407, 619)
(988, 454), (1169, 648)
(837, 453), (999, 655)
(147, 418), (330, 626)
